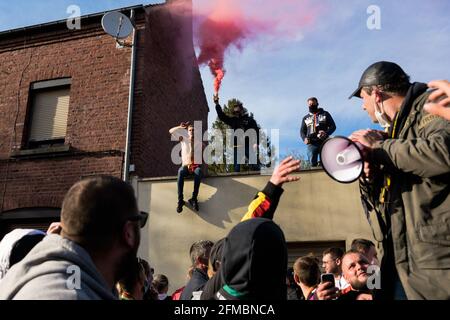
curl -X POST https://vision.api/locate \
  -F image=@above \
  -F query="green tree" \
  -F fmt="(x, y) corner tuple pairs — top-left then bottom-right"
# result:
(208, 98), (274, 175)
(279, 149), (311, 170)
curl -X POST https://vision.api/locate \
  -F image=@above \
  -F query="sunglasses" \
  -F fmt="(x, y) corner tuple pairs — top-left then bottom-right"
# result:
(127, 211), (148, 228)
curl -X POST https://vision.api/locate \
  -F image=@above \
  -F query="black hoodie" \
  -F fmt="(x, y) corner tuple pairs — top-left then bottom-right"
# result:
(300, 108), (336, 145)
(215, 218), (287, 300)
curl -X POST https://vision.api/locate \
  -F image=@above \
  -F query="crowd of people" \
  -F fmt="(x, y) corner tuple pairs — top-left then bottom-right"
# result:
(0, 61), (448, 300)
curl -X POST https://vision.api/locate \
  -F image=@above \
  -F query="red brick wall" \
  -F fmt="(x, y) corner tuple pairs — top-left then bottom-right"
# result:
(0, 18), (135, 212)
(0, 155), (122, 212)
(0, 33), (132, 155)
(0, 1), (208, 214)
(131, 0), (209, 178)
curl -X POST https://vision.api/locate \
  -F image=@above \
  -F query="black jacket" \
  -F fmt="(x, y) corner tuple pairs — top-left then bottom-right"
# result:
(200, 270), (222, 300)
(215, 104), (259, 132)
(300, 108), (336, 145)
(215, 104), (260, 151)
(201, 182), (284, 300)
(216, 218), (287, 300)
(179, 268), (209, 300)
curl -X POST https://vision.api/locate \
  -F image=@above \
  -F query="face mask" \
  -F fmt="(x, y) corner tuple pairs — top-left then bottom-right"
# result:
(309, 104), (318, 113)
(373, 98), (391, 129)
(375, 110), (391, 129)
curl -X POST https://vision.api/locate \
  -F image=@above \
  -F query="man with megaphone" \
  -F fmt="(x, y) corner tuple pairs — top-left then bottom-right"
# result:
(344, 61), (450, 300)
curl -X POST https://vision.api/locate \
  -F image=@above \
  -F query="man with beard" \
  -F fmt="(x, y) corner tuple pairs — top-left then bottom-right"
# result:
(0, 176), (147, 300)
(316, 251), (374, 300)
(300, 97), (336, 167)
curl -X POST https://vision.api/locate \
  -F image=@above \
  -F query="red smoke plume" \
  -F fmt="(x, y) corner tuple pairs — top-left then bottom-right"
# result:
(194, 0), (322, 95)
(197, 17), (246, 94)
(211, 62), (224, 94)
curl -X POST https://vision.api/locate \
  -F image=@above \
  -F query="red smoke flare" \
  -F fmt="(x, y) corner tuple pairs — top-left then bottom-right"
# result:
(194, 0), (322, 94)
(197, 16), (246, 94)
(209, 60), (225, 94)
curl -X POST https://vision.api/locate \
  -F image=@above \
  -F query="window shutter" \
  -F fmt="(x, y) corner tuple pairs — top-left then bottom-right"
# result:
(29, 87), (70, 142)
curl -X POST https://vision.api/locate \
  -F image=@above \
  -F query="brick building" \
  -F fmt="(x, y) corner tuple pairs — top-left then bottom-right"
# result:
(0, 0), (208, 237)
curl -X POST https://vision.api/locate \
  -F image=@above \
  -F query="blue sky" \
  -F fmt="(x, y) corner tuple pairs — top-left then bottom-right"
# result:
(1, 0), (449, 158)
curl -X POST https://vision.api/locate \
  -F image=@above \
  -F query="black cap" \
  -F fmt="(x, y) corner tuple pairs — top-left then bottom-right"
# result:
(349, 61), (409, 99)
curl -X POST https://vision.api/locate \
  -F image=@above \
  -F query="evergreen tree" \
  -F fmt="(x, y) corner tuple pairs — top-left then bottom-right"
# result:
(208, 98), (274, 174)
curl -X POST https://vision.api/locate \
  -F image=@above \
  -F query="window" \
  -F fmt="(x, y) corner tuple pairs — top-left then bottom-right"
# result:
(27, 78), (71, 148)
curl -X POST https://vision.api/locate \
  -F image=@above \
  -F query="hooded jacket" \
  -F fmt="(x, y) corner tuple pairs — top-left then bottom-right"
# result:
(0, 229), (45, 281)
(0, 234), (117, 300)
(201, 182), (284, 300)
(216, 218), (287, 300)
(215, 103), (260, 152)
(360, 82), (450, 299)
(300, 108), (336, 145)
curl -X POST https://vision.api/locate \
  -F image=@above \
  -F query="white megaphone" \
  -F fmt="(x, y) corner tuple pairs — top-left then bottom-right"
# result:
(320, 136), (364, 183)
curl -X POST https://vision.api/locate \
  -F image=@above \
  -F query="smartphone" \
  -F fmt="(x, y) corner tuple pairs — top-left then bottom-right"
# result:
(320, 273), (335, 286)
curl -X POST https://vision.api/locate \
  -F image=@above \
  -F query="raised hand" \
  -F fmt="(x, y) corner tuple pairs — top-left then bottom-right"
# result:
(424, 80), (450, 121)
(47, 222), (62, 235)
(269, 156), (301, 186)
(315, 282), (339, 300)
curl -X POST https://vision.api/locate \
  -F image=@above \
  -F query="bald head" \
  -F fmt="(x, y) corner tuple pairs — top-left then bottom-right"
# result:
(341, 251), (370, 291)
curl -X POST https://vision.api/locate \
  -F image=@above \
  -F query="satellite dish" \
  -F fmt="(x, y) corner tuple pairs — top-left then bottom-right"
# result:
(101, 11), (134, 40)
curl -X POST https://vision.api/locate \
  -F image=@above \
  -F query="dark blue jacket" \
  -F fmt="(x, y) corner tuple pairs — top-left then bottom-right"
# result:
(180, 268), (209, 300)
(300, 108), (336, 145)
